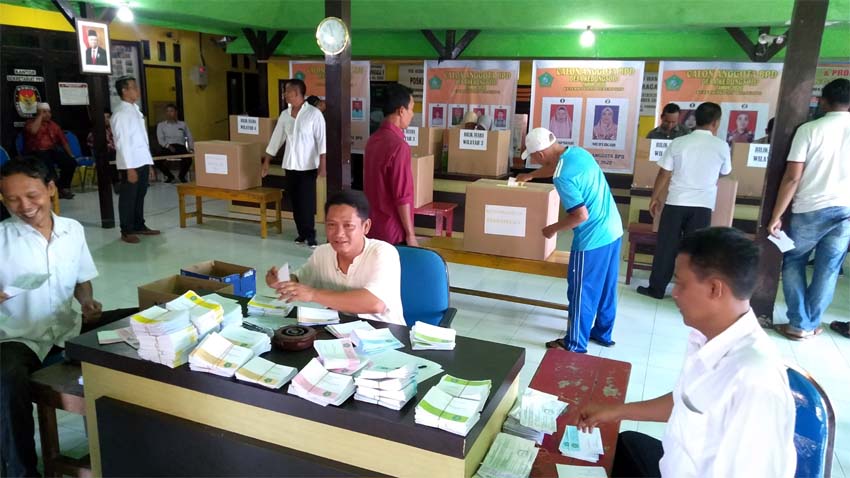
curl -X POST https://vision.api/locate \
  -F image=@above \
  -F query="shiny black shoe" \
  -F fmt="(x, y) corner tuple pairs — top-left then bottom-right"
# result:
(636, 286), (664, 300)
(589, 337), (616, 347)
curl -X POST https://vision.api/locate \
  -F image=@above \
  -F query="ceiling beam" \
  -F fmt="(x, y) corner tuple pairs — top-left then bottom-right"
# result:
(421, 29), (480, 62)
(726, 26), (788, 62)
(50, 0), (76, 27)
(242, 28), (287, 59)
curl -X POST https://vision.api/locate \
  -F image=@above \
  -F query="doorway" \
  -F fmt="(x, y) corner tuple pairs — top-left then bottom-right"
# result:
(143, 65), (183, 128)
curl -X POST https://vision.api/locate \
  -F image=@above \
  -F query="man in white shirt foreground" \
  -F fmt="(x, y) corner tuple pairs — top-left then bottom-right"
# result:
(0, 158), (135, 477)
(578, 227), (796, 478)
(638, 102), (732, 299)
(265, 190), (405, 325)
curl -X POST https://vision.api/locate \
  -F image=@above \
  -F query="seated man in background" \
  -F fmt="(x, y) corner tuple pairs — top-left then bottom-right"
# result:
(577, 227), (796, 478)
(0, 158), (135, 477)
(155, 103), (194, 183)
(265, 190), (405, 325)
(23, 102), (77, 199)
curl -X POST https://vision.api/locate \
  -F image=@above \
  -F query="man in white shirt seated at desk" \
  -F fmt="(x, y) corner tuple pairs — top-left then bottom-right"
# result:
(0, 158), (136, 477)
(265, 190), (405, 325)
(577, 227), (796, 478)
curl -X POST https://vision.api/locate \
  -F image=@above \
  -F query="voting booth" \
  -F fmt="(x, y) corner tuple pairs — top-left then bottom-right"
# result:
(447, 129), (511, 176)
(405, 127), (445, 165)
(463, 179), (560, 261)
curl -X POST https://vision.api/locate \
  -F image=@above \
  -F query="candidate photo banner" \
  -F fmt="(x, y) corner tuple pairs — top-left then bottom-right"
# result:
(423, 60), (519, 132)
(657, 61), (783, 147)
(529, 60), (645, 173)
(812, 63), (850, 111)
(290, 60), (370, 153)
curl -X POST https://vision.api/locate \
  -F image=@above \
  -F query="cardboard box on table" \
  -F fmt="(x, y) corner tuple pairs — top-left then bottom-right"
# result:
(411, 154), (434, 208)
(463, 179), (560, 261)
(447, 129), (511, 176)
(180, 260), (257, 298)
(632, 138), (665, 189)
(652, 177), (739, 232)
(228, 115), (277, 145)
(138, 275), (234, 310)
(730, 142), (768, 198)
(405, 127), (445, 165)
(194, 140), (263, 190)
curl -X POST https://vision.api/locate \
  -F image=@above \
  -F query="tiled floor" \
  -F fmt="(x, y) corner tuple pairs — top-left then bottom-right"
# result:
(34, 183), (850, 475)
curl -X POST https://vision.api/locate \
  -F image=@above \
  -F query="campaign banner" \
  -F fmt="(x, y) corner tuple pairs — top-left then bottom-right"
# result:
(290, 60), (370, 153)
(398, 63), (424, 102)
(657, 61), (783, 146)
(811, 63), (850, 113)
(530, 60), (645, 173)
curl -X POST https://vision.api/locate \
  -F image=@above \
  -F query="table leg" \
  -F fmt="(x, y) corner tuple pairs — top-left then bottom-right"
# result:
(275, 197), (283, 233)
(196, 196), (203, 224)
(178, 191), (187, 228)
(445, 210), (454, 238)
(36, 404), (60, 478)
(435, 212), (444, 237)
(260, 200), (268, 239)
(626, 240), (636, 285)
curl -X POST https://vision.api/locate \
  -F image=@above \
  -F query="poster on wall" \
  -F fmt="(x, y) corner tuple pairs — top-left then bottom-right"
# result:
(76, 19), (112, 75)
(398, 63), (424, 102)
(811, 63), (850, 116)
(530, 60), (645, 173)
(640, 72), (658, 116)
(6, 67), (46, 128)
(108, 41), (144, 113)
(290, 60), (370, 154)
(656, 61), (783, 145)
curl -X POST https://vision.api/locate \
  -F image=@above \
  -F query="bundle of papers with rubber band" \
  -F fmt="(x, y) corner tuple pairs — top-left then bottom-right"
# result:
(188, 332), (254, 377)
(288, 358), (356, 407)
(313, 338), (369, 375)
(502, 388), (568, 444)
(235, 356), (297, 389)
(354, 363), (417, 410)
(164, 291), (225, 338)
(247, 294), (294, 317)
(130, 306), (198, 368)
(326, 320), (375, 339)
(415, 375), (492, 436)
(220, 324), (271, 356)
(410, 321), (456, 350)
(475, 432), (539, 478)
(350, 327), (404, 355)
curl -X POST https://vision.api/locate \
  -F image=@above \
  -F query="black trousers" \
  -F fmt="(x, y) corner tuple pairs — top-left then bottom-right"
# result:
(154, 144), (192, 180)
(285, 169), (318, 242)
(0, 308), (136, 477)
(612, 431), (664, 478)
(647, 204), (712, 295)
(118, 164), (150, 235)
(31, 150), (77, 190)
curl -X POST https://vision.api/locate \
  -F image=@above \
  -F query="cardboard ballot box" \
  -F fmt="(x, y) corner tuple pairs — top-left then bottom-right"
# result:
(229, 115), (277, 145)
(464, 179), (560, 261)
(412, 154), (434, 208)
(180, 260), (257, 298)
(632, 138), (670, 189)
(405, 127), (445, 161)
(138, 275), (234, 310)
(194, 140), (263, 190)
(447, 129), (511, 176)
(652, 176), (739, 232)
(730, 142), (768, 198)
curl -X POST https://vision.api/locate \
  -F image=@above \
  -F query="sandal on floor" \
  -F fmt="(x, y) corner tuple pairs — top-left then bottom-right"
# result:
(830, 321), (850, 339)
(775, 324), (823, 341)
(545, 339), (568, 350)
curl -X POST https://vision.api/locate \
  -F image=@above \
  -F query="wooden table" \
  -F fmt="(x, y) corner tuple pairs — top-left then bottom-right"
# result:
(176, 183), (282, 238)
(528, 350), (631, 477)
(422, 236), (570, 311)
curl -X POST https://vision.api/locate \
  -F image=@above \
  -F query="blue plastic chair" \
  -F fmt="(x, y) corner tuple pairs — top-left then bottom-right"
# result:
(64, 131), (96, 191)
(395, 245), (456, 328)
(15, 132), (24, 155)
(787, 364), (835, 478)
(0, 146), (10, 167)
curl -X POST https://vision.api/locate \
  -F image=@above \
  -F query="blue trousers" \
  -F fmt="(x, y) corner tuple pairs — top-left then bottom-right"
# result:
(561, 238), (622, 353)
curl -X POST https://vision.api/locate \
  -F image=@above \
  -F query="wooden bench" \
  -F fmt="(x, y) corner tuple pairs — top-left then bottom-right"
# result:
(414, 202), (457, 237)
(176, 183), (282, 239)
(30, 362), (91, 478)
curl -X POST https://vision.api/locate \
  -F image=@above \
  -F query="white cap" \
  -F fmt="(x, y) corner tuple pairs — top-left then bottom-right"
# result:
(37, 102), (51, 111)
(521, 127), (557, 160)
(462, 110), (478, 124)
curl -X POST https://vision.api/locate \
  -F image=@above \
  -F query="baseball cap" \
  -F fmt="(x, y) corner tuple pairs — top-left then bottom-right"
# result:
(521, 127), (557, 160)
(37, 102), (51, 111)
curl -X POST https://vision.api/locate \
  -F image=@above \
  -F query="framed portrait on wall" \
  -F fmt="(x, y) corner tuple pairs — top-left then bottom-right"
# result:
(76, 19), (112, 74)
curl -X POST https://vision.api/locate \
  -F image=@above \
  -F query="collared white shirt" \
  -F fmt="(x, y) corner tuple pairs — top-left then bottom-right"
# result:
(0, 215), (98, 360)
(660, 310), (796, 478)
(266, 103), (326, 171)
(658, 129), (732, 210)
(111, 100), (154, 170)
(295, 238), (404, 325)
(787, 111), (850, 214)
(156, 120), (195, 150)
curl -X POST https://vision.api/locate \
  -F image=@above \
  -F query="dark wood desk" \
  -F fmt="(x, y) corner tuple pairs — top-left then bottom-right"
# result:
(528, 350), (632, 477)
(66, 318), (524, 477)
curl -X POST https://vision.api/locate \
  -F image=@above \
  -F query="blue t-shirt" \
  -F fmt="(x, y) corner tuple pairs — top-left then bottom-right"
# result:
(552, 146), (623, 251)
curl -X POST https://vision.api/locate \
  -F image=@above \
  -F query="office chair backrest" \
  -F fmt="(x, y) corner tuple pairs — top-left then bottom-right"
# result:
(0, 146), (10, 167)
(787, 365), (834, 478)
(64, 131), (83, 157)
(15, 132), (24, 155)
(395, 245), (451, 327)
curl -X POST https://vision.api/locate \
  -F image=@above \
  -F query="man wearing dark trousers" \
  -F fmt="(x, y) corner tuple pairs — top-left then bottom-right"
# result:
(155, 103), (194, 183)
(638, 102), (731, 299)
(111, 76), (160, 244)
(23, 102), (77, 199)
(262, 79), (326, 248)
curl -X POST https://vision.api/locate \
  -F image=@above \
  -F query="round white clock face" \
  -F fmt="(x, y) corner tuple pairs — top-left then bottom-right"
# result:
(316, 17), (349, 55)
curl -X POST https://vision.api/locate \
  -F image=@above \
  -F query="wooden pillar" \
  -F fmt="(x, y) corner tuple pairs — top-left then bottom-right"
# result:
(243, 29), (286, 119)
(324, 0), (352, 194)
(751, 0), (829, 324)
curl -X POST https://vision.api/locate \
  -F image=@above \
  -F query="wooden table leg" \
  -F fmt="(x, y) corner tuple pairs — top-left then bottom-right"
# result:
(275, 197), (283, 234)
(196, 196), (203, 224)
(626, 240), (637, 285)
(178, 191), (187, 228)
(36, 403), (60, 478)
(260, 200), (268, 239)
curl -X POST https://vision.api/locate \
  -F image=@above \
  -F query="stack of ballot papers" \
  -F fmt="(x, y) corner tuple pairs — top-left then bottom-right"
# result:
(247, 294), (294, 317)
(165, 291), (224, 338)
(502, 388), (568, 443)
(326, 320), (375, 339)
(437, 374), (491, 403)
(202, 293), (243, 328)
(475, 432), (539, 478)
(188, 332), (254, 377)
(235, 356), (297, 389)
(354, 363), (417, 410)
(130, 306), (198, 368)
(97, 326), (139, 349)
(297, 306), (340, 326)
(410, 321), (456, 350)
(288, 358), (356, 407)
(559, 425), (604, 463)
(220, 324), (271, 356)
(313, 338), (369, 374)
(415, 375), (492, 436)
(350, 327), (404, 355)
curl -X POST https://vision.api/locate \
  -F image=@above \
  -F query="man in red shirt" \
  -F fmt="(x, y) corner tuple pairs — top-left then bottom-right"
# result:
(363, 84), (418, 246)
(23, 103), (77, 199)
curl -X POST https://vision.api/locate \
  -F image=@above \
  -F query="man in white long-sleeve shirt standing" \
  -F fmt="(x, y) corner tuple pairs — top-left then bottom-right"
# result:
(262, 79), (326, 248)
(111, 76), (159, 244)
